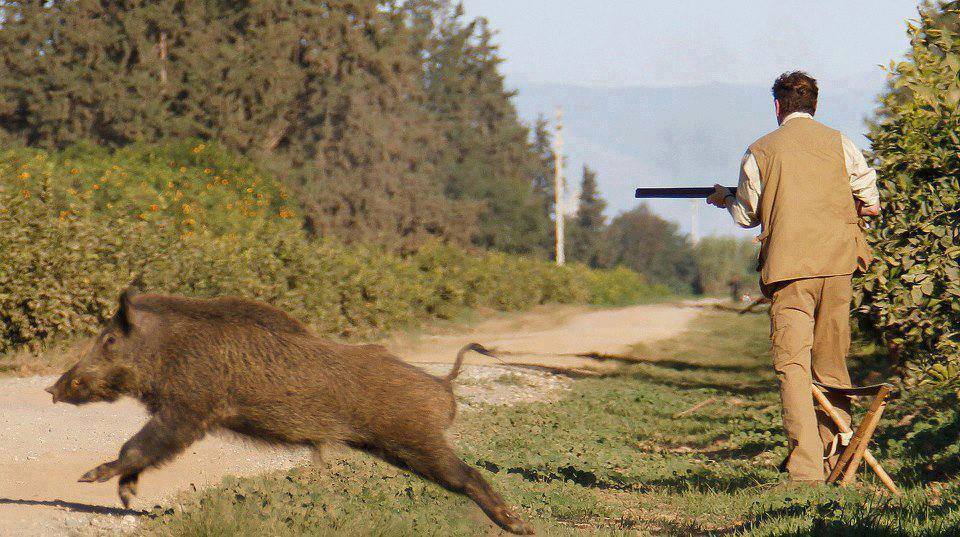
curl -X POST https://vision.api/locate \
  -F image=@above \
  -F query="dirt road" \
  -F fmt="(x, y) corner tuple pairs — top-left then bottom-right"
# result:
(0, 302), (698, 536)
(392, 302), (700, 372)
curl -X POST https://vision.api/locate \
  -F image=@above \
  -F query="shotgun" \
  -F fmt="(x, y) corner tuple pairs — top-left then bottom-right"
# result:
(634, 186), (738, 199)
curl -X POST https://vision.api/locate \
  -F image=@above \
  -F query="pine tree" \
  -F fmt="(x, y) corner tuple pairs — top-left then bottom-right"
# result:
(0, 1), (168, 147)
(567, 166), (607, 267)
(529, 116), (558, 256)
(419, 2), (554, 254)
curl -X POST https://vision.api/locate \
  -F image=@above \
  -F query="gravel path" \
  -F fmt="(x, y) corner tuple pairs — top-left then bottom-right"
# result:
(0, 302), (695, 536)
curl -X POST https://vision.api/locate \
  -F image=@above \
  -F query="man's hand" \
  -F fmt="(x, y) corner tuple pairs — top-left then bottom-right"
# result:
(707, 184), (733, 208)
(856, 199), (880, 217)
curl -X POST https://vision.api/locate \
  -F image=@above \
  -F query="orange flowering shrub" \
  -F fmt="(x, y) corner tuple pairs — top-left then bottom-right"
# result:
(0, 142), (663, 353)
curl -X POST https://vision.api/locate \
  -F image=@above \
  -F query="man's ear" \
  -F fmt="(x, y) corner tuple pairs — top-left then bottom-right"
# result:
(116, 287), (137, 335)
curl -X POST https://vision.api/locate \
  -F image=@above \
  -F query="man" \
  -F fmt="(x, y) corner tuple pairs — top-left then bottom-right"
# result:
(707, 71), (880, 484)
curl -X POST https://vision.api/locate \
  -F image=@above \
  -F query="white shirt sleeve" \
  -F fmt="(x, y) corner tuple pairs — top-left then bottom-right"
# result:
(726, 149), (761, 228)
(841, 135), (880, 207)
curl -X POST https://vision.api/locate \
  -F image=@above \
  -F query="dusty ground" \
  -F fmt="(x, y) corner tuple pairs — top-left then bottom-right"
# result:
(389, 302), (701, 373)
(0, 302), (697, 536)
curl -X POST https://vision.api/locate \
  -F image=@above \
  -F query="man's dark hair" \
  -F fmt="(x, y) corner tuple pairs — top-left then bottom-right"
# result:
(772, 71), (818, 116)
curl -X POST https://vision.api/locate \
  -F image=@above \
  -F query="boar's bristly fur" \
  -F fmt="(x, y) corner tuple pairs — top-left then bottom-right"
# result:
(46, 288), (534, 535)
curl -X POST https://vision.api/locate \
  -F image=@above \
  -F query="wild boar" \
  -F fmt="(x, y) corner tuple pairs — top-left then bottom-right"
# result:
(46, 288), (533, 534)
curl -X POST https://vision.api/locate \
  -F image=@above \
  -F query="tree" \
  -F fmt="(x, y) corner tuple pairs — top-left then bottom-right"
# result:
(856, 0), (960, 385)
(3, 0), (566, 252)
(416, 1), (554, 254)
(692, 236), (759, 297)
(567, 165), (607, 267)
(600, 205), (697, 293)
(529, 115), (558, 256)
(0, 0), (168, 147)
(0, 1), (464, 250)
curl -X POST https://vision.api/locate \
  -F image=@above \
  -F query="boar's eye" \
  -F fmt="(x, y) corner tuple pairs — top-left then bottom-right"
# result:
(103, 334), (117, 348)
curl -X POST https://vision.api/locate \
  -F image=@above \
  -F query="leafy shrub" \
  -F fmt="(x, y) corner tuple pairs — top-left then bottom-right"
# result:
(0, 143), (664, 353)
(582, 266), (672, 306)
(692, 236), (759, 297)
(855, 5), (960, 388)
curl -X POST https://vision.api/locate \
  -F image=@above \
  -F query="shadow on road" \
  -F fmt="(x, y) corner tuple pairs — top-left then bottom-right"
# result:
(0, 497), (146, 517)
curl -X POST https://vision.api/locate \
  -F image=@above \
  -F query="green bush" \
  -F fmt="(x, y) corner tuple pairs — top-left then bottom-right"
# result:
(581, 266), (671, 306)
(692, 236), (759, 296)
(0, 143), (665, 353)
(855, 5), (960, 389)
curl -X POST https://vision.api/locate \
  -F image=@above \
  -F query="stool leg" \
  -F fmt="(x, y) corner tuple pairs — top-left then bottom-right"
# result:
(826, 385), (892, 484)
(813, 386), (899, 494)
(841, 399), (888, 486)
(865, 451), (901, 495)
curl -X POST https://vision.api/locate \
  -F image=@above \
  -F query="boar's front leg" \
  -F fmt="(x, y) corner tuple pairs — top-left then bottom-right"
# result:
(79, 411), (206, 507)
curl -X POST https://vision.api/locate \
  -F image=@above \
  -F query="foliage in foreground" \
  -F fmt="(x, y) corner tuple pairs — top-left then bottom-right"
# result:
(0, 143), (666, 354)
(140, 313), (960, 536)
(857, 1), (960, 389)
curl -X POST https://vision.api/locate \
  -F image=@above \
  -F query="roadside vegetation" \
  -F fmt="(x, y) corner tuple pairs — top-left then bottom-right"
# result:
(0, 1), (760, 300)
(0, 143), (667, 363)
(856, 1), (960, 393)
(140, 311), (960, 536)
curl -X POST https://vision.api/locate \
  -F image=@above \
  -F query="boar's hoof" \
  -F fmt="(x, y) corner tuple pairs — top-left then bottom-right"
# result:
(119, 474), (139, 508)
(498, 509), (535, 535)
(79, 460), (121, 483)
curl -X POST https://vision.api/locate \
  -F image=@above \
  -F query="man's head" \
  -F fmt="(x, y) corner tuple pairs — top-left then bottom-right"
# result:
(772, 71), (818, 124)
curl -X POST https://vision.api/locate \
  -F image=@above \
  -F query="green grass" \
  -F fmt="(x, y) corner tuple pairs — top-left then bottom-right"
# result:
(140, 312), (960, 536)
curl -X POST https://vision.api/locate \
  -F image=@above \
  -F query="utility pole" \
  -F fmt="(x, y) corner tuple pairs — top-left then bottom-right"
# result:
(554, 107), (565, 266)
(690, 200), (700, 245)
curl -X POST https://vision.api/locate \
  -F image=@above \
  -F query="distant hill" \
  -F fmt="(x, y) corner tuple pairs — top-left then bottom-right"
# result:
(511, 72), (886, 237)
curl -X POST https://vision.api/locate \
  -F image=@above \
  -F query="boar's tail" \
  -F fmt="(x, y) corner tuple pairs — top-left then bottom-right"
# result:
(446, 343), (497, 383)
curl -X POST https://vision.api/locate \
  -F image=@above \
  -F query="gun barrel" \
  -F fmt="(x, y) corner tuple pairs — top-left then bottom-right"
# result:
(634, 186), (738, 199)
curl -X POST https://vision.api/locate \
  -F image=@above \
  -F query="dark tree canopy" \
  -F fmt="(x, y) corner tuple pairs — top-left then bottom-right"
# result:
(600, 205), (697, 293)
(417, 2), (554, 254)
(0, 0), (555, 253)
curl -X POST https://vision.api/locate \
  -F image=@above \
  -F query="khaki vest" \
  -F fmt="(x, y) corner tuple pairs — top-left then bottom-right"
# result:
(749, 117), (872, 285)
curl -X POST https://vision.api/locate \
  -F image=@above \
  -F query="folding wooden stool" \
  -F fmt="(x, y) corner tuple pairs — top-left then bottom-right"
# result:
(811, 381), (900, 495)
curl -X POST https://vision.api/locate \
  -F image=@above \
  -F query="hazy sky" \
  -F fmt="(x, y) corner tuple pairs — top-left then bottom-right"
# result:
(457, 1), (921, 237)
(460, 1), (919, 88)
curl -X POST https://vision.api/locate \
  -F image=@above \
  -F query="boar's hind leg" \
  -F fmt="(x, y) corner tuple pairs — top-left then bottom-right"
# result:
(79, 413), (205, 507)
(385, 442), (534, 535)
(118, 473), (139, 508)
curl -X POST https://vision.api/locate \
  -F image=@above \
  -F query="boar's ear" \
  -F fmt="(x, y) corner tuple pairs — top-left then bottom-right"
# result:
(116, 287), (137, 335)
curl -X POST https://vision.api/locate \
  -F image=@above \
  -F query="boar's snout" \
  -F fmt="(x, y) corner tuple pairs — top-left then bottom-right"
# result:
(45, 383), (59, 403)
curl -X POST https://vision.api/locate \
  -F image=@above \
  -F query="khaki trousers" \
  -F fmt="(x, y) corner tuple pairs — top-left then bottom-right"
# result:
(766, 274), (853, 482)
